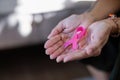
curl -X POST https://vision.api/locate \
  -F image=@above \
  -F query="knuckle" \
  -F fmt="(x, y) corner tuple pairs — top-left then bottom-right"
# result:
(93, 49), (101, 57)
(86, 48), (94, 56)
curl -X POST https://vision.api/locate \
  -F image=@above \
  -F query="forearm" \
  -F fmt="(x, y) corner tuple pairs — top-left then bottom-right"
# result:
(88, 0), (120, 21)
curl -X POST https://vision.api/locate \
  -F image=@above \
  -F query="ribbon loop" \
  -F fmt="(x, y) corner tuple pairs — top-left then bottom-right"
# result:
(64, 26), (86, 50)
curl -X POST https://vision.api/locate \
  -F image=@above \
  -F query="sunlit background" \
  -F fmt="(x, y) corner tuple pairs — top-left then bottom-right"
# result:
(0, 0), (96, 49)
(0, 0), (96, 80)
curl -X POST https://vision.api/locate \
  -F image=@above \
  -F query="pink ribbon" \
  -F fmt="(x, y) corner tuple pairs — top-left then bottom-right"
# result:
(64, 26), (86, 50)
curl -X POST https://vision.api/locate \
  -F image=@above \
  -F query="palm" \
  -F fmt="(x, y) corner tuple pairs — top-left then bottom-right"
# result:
(57, 20), (112, 63)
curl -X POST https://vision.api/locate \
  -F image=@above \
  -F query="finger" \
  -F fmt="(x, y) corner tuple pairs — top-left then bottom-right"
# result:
(63, 47), (101, 63)
(48, 22), (64, 39)
(45, 41), (63, 55)
(78, 37), (87, 49)
(63, 50), (86, 63)
(56, 53), (66, 63)
(50, 42), (71, 62)
(44, 35), (61, 48)
(85, 42), (101, 57)
(63, 27), (76, 33)
(56, 45), (72, 63)
(50, 45), (65, 59)
(77, 28), (88, 48)
(93, 48), (101, 57)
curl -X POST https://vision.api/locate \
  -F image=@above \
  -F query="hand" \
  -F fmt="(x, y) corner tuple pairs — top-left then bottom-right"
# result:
(44, 32), (75, 59)
(44, 12), (96, 61)
(47, 12), (95, 39)
(45, 19), (113, 63)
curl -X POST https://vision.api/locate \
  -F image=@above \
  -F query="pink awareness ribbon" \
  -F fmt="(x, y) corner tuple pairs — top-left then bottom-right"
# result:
(64, 26), (86, 50)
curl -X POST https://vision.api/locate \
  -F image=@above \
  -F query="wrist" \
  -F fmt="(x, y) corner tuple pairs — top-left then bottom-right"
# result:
(109, 14), (120, 37)
(85, 12), (97, 22)
(105, 14), (120, 37)
(103, 19), (114, 33)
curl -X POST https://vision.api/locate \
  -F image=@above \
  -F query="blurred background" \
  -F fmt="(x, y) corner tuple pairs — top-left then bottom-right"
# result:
(0, 0), (96, 80)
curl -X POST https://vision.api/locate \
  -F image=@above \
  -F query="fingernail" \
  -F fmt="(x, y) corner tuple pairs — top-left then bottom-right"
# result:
(44, 42), (49, 49)
(50, 55), (55, 60)
(63, 58), (69, 63)
(47, 35), (51, 39)
(56, 57), (61, 63)
(56, 59), (60, 63)
(45, 51), (49, 55)
(45, 52), (49, 55)
(44, 44), (47, 48)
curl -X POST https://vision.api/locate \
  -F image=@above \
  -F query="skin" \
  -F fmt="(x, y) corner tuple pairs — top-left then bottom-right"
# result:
(44, 19), (116, 63)
(47, 0), (120, 39)
(89, 0), (120, 20)
(44, 0), (120, 80)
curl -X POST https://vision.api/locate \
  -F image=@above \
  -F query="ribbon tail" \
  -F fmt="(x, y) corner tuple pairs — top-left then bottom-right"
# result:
(64, 40), (72, 48)
(72, 41), (78, 50)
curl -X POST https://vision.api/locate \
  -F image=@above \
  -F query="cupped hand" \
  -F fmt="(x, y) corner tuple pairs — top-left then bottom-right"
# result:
(45, 19), (113, 63)
(44, 12), (96, 62)
(55, 19), (113, 63)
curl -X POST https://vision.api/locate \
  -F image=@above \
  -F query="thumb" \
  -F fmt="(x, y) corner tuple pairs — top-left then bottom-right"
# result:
(48, 22), (64, 39)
